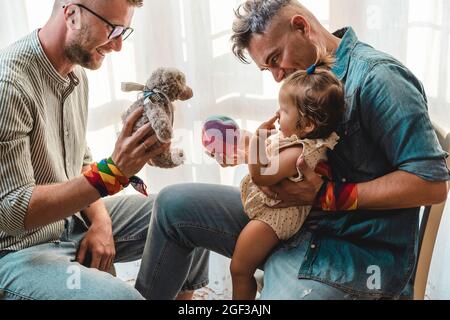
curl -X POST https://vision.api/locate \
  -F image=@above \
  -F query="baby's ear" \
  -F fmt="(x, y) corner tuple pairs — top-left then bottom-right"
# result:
(303, 119), (316, 135)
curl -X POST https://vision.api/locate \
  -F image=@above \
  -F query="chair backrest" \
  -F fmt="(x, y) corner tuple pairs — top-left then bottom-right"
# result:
(414, 120), (450, 300)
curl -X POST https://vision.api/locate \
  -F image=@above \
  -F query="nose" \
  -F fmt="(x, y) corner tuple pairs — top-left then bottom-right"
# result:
(180, 86), (193, 100)
(110, 36), (123, 52)
(270, 68), (285, 83)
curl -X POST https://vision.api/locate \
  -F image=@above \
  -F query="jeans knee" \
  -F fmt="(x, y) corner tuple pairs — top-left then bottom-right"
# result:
(153, 186), (179, 230)
(153, 184), (197, 230)
(78, 274), (144, 300)
(108, 283), (145, 300)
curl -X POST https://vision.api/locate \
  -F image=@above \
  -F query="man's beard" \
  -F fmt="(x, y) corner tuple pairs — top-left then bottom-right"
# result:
(64, 28), (100, 70)
(64, 42), (94, 69)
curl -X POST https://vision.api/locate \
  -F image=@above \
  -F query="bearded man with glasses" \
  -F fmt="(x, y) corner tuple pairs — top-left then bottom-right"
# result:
(0, 0), (197, 300)
(61, 1), (134, 70)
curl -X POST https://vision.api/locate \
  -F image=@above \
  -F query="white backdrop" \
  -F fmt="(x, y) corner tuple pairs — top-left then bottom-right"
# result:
(1, 0), (449, 299)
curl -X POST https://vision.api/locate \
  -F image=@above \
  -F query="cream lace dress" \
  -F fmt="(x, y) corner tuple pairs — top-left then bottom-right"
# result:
(240, 132), (339, 240)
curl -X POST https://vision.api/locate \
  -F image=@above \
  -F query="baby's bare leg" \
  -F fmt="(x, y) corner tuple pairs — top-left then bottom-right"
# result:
(230, 220), (279, 300)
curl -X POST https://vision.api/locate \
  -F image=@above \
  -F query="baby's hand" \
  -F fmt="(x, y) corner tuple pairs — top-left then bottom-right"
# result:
(256, 113), (279, 138)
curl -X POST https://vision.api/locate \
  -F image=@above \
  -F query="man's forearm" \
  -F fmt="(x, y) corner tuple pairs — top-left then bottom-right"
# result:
(357, 170), (448, 210)
(25, 176), (101, 230)
(82, 199), (111, 226)
(80, 165), (111, 226)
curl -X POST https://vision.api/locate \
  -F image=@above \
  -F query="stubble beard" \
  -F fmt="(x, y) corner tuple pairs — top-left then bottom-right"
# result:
(64, 27), (99, 70)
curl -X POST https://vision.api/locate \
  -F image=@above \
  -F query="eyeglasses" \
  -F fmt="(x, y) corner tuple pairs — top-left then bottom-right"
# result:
(65, 3), (134, 41)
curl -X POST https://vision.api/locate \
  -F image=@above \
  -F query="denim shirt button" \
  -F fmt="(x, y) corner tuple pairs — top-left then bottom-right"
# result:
(311, 244), (316, 249)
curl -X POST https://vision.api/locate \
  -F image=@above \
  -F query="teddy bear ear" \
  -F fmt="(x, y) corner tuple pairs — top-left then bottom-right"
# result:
(121, 82), (145, 92)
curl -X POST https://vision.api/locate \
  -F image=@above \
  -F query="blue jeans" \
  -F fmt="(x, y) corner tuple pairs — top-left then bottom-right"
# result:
(0, 194), (207, 300)
(136, 183), (367, 300)
(0, 185), (375, 300)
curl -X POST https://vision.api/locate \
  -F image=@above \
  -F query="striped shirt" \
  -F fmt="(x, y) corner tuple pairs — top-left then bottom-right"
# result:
(0, 30), (92, 252)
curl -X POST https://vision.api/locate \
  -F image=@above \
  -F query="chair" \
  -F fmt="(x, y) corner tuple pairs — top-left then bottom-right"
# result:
(413, 120), (450, 300)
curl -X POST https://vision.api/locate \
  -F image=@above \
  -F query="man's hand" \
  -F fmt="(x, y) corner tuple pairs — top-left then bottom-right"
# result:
(77, 219), (115, 272)
(260, 157), (324, 208)
(111, 107), (170, 177)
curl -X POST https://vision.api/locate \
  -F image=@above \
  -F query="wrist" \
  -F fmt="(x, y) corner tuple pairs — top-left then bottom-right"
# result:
(83, 158), (130, 198)
(83, 204), (111, 226)
(91, 219), (112, 231)
(89, 211), (112, 225)
(110, 154), (130, 178)
(314, 179), (359, 212)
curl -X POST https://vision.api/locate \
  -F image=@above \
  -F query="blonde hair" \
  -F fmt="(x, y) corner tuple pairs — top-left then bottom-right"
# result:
(54, 0), (143, 16)
(282, 48), (345, 139)
(126, 0), (143, 7)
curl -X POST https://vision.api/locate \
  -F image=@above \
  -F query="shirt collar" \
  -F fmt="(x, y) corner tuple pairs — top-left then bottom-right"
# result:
(332, 27), (359, 80)
(30, 29), (79, 89)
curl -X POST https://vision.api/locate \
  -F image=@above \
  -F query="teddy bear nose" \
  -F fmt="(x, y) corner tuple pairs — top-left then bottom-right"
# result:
(180, 87), (193, 100)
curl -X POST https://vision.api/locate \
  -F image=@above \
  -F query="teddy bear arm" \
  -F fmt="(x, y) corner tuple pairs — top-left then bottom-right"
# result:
(148, 149), (183, 169)
(146, 106), (173, 143)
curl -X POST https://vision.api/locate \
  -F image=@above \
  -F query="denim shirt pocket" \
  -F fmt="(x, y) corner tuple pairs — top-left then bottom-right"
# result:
(333, 119), (369, 177)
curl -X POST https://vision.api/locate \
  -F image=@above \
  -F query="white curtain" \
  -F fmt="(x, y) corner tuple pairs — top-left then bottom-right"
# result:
(1, 0), (449, 299)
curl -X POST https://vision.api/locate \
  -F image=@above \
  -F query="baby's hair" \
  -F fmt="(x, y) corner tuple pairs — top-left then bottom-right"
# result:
(282, 48), (345, 139)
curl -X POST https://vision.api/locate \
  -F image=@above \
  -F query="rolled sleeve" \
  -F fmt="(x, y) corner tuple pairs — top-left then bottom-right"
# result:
(0, 81), (36, 235)
(0, 186), (34, 236)
(399, 158), (450, 182)
(360, 63), (450, 182)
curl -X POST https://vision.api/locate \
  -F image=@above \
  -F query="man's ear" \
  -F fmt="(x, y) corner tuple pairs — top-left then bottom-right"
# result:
(290, 15), (310, 38)
(63, 4), (82, 30)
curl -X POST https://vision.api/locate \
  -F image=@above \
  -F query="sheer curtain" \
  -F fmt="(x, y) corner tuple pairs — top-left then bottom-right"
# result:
(0, 0), (449, 299)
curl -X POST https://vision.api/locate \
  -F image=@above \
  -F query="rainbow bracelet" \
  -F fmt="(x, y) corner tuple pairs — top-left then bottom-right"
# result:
(314, 178), (358, 211)
(313, 162), (358, 211)
(83, 157), (148, 197)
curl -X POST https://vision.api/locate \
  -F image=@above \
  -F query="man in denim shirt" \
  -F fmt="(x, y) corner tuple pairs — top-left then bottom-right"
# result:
(137, 0), (449, 299)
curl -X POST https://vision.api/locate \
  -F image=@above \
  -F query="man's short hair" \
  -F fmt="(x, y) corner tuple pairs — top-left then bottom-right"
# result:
(231, 0), (294, 64)
(127, 0), (143, 7)
(54, 0), (143, 16)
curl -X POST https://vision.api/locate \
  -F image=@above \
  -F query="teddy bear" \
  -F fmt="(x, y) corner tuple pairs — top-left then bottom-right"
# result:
(121, 68), (193, 169)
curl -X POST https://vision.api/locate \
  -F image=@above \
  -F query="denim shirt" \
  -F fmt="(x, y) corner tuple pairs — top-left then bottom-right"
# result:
(296, 27), (450, 299)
